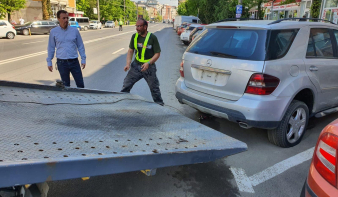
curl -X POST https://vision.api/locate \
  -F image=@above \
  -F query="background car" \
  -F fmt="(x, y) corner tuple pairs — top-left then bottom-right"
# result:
(180, 24), (203, 45)
(105, 21), (115, 28)
(89, 20), (102, 29)
(302, 119), (338, 197)
(0, 20), (16, 39)
(15, 21), (57, 35)
(69, 17), (90, 31)
(69, 21), (81, 31)
(189, 26), (206, 43)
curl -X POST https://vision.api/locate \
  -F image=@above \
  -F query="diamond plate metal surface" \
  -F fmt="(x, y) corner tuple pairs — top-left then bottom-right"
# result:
(0, 81), (247, 188)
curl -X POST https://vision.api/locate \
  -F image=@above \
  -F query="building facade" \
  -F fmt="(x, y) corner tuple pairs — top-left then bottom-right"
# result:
(320, 0), (338, 24)
(263, 0), (312, 20)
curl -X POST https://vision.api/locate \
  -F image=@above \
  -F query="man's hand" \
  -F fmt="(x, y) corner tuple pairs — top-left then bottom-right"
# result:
(141, 62), (150, 72)
(48, 66), (53, 72)
(81, 63), (86, 69)
(124, 64), (130, 72)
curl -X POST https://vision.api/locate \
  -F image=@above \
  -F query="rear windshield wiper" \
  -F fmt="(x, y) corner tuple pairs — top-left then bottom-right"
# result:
(210, 51), (237, 58)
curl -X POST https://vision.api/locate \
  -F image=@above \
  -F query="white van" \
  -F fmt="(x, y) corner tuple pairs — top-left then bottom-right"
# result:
(174, 16), (200, 31)
(69, 17), (90, 31)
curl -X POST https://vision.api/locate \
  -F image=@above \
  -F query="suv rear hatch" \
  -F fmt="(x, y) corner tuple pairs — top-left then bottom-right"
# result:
(183, 26), (267, 101)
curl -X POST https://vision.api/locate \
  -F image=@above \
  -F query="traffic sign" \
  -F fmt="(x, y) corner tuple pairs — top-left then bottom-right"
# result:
(236, 5), (243, 15)
(236, 14), (241, 19)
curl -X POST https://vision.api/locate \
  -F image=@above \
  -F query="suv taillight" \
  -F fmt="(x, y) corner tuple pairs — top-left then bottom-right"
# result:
(313, 132), (338, 187)
(245, 74), (280, 95)
(179, 60), (184, 77)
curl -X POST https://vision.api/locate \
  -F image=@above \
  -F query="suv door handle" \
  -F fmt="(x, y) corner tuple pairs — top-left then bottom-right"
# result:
(309, 66), (318, 71)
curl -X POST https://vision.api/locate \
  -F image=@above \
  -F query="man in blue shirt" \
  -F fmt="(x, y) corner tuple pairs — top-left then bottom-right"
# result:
(47, 10), (86, 88)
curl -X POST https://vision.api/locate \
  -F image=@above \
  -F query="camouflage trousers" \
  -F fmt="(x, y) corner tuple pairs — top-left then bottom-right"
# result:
(121, 61), (164, 105)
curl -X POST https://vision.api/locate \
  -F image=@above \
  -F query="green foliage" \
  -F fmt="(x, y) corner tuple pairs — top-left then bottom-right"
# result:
(0, 0), (26, 19)
(177, 0), (263, 23)
(77, 0), (138, 21)
(155, 15), (162, 22)
(279, 0), (296, 5)
(310, 0), (321, 18)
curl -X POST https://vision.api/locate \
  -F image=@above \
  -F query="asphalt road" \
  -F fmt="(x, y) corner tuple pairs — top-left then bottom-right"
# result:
(1, 23), (337, 197)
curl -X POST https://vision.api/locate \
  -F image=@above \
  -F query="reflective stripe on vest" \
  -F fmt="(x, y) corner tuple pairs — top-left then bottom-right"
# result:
(134, 32), (152, 63)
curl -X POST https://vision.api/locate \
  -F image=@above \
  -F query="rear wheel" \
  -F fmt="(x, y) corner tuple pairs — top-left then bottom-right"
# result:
(268, 100), (309, 148)
(77, 27), (81, 31)
(23, 29), (29, 36)
(6, 32), (15, 39)
(84, 26), (88, 31)
(183, 41), (189, 45)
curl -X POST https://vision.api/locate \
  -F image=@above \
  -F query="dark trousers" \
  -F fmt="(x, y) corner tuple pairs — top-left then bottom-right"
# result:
(57, 58), (84, 88)
(119, 25), (123, 31)
(121, 61), (164, 105)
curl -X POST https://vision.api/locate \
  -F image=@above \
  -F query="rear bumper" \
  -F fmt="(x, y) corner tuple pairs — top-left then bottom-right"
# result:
(175, 78), (290, 129)
(301, 178), (317, 197)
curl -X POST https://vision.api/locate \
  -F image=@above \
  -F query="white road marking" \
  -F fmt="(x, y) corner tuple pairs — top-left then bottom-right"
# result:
(0, 30), (135, 66)
(230, 147), (315, 193)
(112, 48), (125, 54)
(22, 41), (44, 45)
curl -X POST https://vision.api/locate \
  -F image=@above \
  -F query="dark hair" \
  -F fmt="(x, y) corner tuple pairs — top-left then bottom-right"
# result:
(57, 10), (68, 19)
(138, 19), (148, 27)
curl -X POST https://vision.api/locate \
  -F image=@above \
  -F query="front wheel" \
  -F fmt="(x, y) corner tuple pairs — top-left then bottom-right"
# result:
(84, 26), (88, 31)
(268, 100), (309, 148)
(6, 32), (15, 39)
(23, 29), (29, 36)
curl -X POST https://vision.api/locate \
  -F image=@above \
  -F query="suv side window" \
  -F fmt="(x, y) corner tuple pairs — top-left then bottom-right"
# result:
(0, 21), (7, 26)
(266, 29), (299, 60)
(41, 21), (49, 25)
(48, 22), (55, 25)
(32, 22), (41, 25)
(306, 28), (334, 58)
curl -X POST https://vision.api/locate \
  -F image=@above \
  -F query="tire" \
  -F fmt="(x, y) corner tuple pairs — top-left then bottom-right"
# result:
(183, 41), (189, 45)
(268, 100), (309, 148)
(84, 26), (88, 31)
(6, 32), (15, 39)
(23, 29), (29, 36)
(77, 28), (81, 31)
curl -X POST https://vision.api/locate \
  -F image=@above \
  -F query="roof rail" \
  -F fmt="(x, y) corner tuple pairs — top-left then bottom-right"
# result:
(216, 18), (263, 23)
(268, 18), (335, 25)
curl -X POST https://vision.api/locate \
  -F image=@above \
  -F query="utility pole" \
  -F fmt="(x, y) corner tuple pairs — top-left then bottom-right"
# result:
(124, 0), (126, 23)
(137, 3), (139, 20)
(97, 0), (100, 21)
(237, 0), (242, 21)
(270, 0), (275, 20)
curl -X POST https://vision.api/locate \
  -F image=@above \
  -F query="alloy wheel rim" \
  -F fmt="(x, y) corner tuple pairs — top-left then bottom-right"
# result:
(286, 108), (306, 144)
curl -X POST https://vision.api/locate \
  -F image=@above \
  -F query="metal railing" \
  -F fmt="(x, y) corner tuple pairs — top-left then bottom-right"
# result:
(268, 18), (335, 25)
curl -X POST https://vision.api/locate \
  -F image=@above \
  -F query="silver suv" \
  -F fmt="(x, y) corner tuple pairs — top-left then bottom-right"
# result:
(175, 19), (338, 148)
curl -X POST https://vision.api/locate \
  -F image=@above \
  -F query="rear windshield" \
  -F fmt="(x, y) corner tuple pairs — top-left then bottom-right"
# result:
(107, 21), (112, 23)
(187, 28), (267, 61)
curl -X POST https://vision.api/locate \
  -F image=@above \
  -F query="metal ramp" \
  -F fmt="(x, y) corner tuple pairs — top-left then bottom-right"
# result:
(0, 81), (247, 188)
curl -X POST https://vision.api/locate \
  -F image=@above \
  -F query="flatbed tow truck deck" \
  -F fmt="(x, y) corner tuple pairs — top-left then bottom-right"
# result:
(0, 81), (247, 196)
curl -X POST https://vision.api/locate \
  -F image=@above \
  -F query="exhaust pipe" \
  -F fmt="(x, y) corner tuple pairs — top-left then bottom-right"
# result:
(239, 122), (251, 129)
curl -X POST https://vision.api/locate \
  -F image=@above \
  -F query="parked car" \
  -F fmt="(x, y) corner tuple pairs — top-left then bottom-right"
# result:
(177, 23), (189, 36)
(15, 21), (57, 35)
(0, 20), (16, 39)
(180, 24), (204, 45)
(174, 15), (200, 31)
(89, 20), (102, 29)
(302, 119), (338, 196)
(189, 26), (206, 43)
(69, 17), (90, 31)
(69, 21), (81, 31)
(176, 19), (338, 148)
(105, 21), (115, 28)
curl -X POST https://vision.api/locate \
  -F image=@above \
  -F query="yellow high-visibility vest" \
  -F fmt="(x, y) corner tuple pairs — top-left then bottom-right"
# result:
(134, 32), (152, 63)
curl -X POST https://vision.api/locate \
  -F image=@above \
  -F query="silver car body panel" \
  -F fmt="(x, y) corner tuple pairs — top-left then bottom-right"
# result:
(176, 21), (338, 128)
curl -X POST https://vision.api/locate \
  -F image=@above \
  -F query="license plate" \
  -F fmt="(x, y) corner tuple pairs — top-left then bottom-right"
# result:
(194, 70), (229, 86)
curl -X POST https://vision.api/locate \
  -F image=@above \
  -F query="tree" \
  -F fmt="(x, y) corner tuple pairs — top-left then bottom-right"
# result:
(177, 1), (187, 15)
(0, 0), (26, 21)
(310, 0), (322, 18)
(42, 0), (52, 20)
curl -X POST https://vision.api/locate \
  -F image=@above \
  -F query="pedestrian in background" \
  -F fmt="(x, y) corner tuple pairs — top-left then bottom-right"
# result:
(119, 19), (123, 31)
(121, 19), (164, 106)
(19, 17), (24, 25)
(46, 10), (86, 88)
